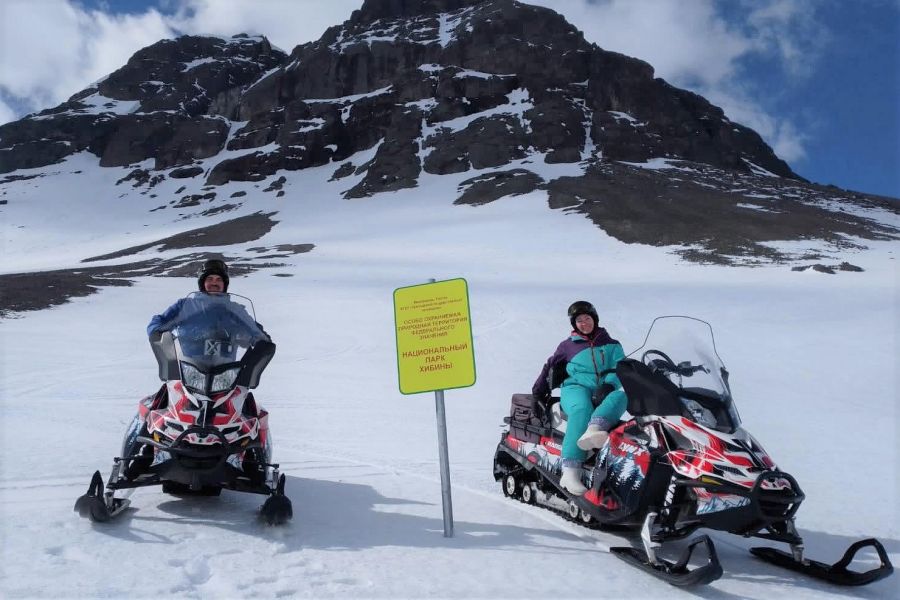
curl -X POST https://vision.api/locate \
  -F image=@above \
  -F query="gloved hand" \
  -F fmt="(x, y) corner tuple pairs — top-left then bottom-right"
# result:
(532, 387), (550, 402)
(592, 382), (615, 406)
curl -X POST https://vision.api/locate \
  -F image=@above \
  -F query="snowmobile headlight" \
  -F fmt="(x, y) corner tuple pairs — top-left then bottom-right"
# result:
(210, 367), (241, 393)
(181, 362), (207, 393)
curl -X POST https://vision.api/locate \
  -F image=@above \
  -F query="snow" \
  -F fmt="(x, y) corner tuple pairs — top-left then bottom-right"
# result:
(619, 157), (699, 172)
(736, 202), (779, 213)
(303, 86), (394, 106)
(608, 110), (645, 126)
(742, 158), (780, 178)
(29, 91), (141, 119)
(182, 57), (217, 71)
(0, 148), (897, 599)
(453, 69), (513, 80)
(422, 88), (534, 139)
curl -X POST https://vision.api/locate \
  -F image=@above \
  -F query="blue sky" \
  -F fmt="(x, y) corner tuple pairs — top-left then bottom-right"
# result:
(0, 0), (897, 198)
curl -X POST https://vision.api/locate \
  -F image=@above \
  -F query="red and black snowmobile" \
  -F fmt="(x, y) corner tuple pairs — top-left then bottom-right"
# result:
(75, 292), (292, 525)
(493, 316), (893, 586)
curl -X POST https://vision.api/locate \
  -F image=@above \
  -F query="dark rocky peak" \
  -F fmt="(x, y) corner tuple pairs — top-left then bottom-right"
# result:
(324, 0), (587, 65)
(351, 0), (486, 23)
(0, 34), (286, 174)
(91, 34), (285, 116)
(1, 0), (896, 271)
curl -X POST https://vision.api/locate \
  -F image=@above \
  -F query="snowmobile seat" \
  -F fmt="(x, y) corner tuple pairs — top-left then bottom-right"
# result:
(550, 402), (568, 433)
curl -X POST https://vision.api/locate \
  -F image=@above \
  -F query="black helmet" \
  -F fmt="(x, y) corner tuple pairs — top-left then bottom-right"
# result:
(197, 259), (230, 292)
(567, 300), (598, 330)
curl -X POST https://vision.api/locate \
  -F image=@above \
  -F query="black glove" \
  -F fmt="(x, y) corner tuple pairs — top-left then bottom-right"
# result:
(532, 387), (550, 402)
(592, 382), (615, 407)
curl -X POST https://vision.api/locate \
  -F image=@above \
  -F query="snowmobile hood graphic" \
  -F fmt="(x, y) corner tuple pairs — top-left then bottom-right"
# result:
(494, 315), (893, 587)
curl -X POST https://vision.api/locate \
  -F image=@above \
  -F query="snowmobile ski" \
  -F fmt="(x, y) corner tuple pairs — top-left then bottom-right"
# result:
(74, 470), (130, 522)
(751, 538), (893, 586)
(260, 473), (293, 525)
(611, 534), (723, 587)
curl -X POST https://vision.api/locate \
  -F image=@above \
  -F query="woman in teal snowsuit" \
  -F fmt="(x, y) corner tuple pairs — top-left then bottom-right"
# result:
(532, 301), (628, 495)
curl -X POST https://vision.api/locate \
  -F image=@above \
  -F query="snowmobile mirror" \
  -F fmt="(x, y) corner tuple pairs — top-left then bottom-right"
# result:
(150, 331), (179, 381)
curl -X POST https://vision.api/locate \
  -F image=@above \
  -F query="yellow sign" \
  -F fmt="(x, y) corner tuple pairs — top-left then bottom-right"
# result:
(394, 278), (476, 394)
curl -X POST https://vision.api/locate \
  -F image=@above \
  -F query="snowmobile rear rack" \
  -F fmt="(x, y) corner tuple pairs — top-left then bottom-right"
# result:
(751, 538), (893, 586)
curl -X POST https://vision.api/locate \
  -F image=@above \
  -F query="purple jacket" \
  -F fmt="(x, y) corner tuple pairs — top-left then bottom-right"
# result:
(532, 327), (624, 397)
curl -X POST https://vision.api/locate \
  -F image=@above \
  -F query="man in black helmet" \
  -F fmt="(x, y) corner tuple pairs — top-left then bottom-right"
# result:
(196, 258), (229, 294)
(145, 259), (268, 341)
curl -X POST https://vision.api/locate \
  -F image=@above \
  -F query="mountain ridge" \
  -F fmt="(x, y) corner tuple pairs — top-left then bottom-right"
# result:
(1, 0), (898, 318)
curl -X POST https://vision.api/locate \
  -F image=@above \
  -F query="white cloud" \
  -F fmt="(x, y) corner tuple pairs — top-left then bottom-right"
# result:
(0, 98), (16, 125)
(0, 0), (171, 121)
(0, 0), (360, 125)
(703, 88), (809, 162)
(165, 0), (360, 53)
(528, 0), (827, 163)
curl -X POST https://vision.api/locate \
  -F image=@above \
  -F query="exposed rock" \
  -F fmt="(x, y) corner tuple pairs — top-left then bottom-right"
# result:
(0, 244), (313, 317)
(263, 176), (287, 192)
(837, 261), (864, 272)
(455, 169), (543, 205)
(792, 264), (836, 274)
(173, 192), (216, 208)
(544, 161), (898, 264)
(117, 168), (150, 187)
(330, 162), (355, 180)
(170, 166), (204, 178)
(82, 211), (280, 261)
(345, 106), (423, 198)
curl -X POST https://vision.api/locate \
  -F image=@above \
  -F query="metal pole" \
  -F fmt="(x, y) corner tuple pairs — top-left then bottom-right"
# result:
(434, 388), (454, 537)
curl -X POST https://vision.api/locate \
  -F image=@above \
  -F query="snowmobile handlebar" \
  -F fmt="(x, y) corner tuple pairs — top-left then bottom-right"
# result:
(137, 429), (263, 465)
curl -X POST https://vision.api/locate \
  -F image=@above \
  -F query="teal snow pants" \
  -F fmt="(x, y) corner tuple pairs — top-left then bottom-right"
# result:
(560, 384), (627, 463)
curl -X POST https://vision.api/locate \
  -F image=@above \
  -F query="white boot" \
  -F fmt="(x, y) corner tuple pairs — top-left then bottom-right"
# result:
(577, 425), (609, 451)
(560, 467), (587, 496)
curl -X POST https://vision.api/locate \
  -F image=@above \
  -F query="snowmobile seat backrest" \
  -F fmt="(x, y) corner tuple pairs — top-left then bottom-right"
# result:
(548, 361), (568, 390)
(616, 358), (683, 417)
(550, 402), (568, 433)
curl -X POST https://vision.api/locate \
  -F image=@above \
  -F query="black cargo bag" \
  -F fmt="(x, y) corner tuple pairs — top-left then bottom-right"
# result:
(508, 393), (544, 443)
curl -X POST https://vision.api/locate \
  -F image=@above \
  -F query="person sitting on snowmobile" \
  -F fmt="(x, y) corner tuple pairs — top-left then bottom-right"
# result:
(124, 259), (269, 480)
(532, 300), (628, 495)
(147, 258), (269, 345)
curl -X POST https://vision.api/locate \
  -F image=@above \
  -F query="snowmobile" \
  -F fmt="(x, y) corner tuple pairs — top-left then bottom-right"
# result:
(493, 316), (893, 587)
(75, 292), (292, 525)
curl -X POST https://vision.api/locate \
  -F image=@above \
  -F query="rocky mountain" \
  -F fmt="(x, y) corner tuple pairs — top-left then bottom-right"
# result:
(1, 0), (898, 280)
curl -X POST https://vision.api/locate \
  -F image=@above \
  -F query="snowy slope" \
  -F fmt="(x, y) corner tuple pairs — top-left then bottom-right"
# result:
(0, 152), (898, 599)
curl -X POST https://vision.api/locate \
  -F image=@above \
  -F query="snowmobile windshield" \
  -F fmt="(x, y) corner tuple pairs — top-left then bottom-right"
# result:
(169, 292), (265, 372)
(628, 316), (741, 433)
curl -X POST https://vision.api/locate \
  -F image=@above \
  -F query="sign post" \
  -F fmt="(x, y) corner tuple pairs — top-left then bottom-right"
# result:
(393, 278), (476, 538)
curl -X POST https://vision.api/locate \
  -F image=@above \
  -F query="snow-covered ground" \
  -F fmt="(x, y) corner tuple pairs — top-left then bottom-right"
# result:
(1, 153), (898, 599)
